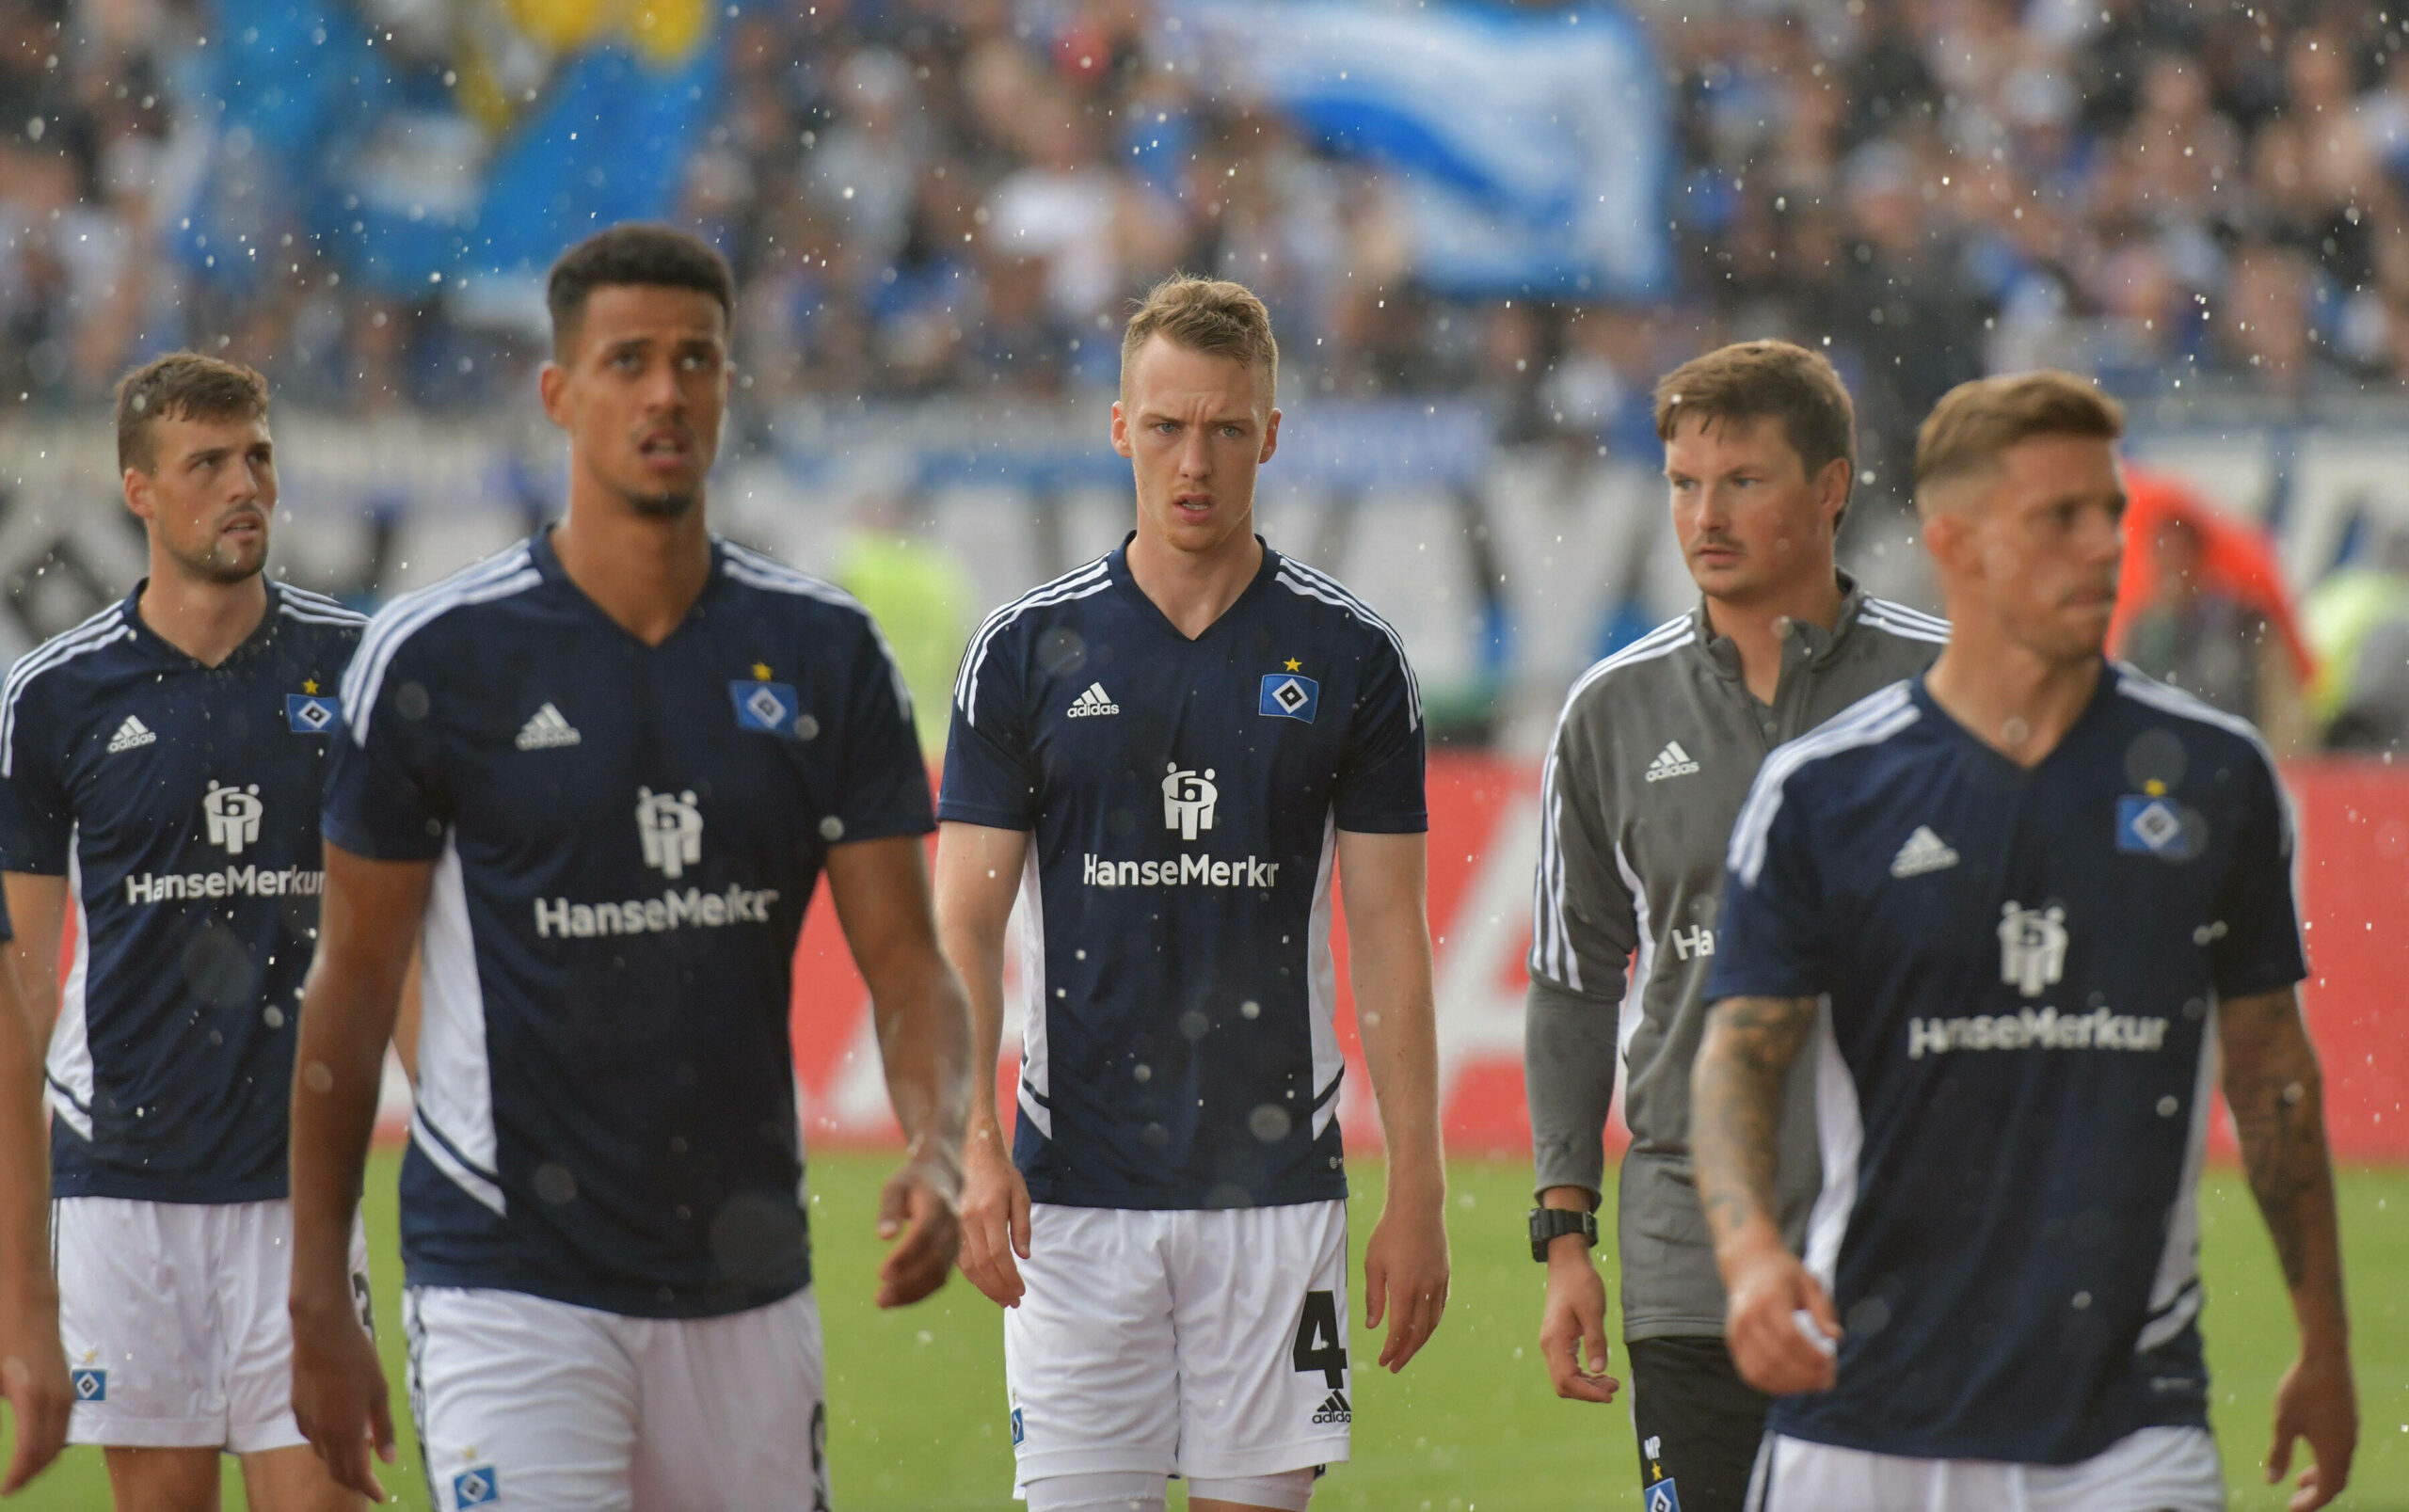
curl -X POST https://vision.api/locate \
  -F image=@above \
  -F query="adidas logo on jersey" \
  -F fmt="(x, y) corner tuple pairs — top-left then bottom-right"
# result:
(1311, 1389), (1352, 1425)
(515, 703), (582, 750)
(1066, 682), (1119, 718)
(1890, 825), (1960, 878)
(1643, 740), (1699, 782)
(105, 715), (155, 753)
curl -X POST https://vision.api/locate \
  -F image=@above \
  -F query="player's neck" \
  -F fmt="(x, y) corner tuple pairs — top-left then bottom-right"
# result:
(1126, 523), (1263, 641)
(136, 562), (267, 668)
(550, 496), (713, 647)
(1702, 566), (1843, 704)
(1924, 632), (2102, 769)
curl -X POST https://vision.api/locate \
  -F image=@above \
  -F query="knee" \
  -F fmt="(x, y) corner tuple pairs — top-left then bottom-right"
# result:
(1021, 1471), (1169, 1512)
(1186, 1468), (1318, 1512)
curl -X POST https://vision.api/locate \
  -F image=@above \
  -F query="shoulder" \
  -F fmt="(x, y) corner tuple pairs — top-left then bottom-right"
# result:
(2108, 662), (2284, 785)
(1267, 555), (1423, 720)
(272, 581), (369, 653)
(717, 540), (878, 636)
(952, 554), (1116, 716)
(1855, 596), (1952, 651)
(1, 600), (136, 764)
(1728, 681), (1924, 881)
(1552, 614), (1696, 734)
(342, 538), (544, 733)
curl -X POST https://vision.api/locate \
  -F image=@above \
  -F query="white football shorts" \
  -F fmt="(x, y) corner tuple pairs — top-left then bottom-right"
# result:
(1748, 1424), (2225, 1511)
(1006, 1200), (1351, 1494)
(405, 1282), (828, 1512)
(56, 1196), (370, 1454)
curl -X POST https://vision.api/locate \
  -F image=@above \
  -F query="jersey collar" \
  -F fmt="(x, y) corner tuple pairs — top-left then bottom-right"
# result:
(1908, 657), (2121, 775)
(526, 523), (731, 642)
(116, 577), (289, 671)
(1693, 570), (1871, 682)
(1106, 531), (1278, 645)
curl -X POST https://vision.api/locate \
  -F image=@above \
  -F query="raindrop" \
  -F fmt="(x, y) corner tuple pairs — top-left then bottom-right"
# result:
(1179, 1011), (1209, 1042)
(820, 816), (845, 841)
(263, 1007), (284, 1029)
(1133, 1063), (1153, 1082)
(1240, 1000), (1261, 1019)
(1249, 1104), (1293, 1142)
(794, 714), (820, 740)
(534, 1164), (578, 1204)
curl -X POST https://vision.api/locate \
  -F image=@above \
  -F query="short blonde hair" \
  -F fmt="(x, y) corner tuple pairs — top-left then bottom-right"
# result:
(1914, 372), (2125, 511)
(1120, 274), (1278, 406)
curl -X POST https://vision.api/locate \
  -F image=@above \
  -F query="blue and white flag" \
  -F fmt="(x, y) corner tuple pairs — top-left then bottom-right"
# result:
(1174, 0), (1670, 299)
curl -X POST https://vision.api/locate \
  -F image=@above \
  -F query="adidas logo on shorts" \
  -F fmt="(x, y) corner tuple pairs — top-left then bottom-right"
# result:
(515, 702), (582, 750)
(1066, 682), (1120, 718)
(1311, 1389), (1352, 1424)
(1890, 824), (1960, 878)
(106, 715), (156, 753)
(1644, 740), (1699, 782)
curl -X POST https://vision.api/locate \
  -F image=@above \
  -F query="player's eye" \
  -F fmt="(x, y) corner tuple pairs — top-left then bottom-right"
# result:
(1155, 422), (1178, 435)
(1220, 424), (1244, 438)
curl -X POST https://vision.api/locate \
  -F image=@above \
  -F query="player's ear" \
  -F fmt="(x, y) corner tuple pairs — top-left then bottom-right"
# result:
(1110, 399), (1133, 460)
(1259, 406), (1281, 465)
(1815, 455), (1851, 526)
(538, 361), (570, 430)
(120, 467), (156, 526)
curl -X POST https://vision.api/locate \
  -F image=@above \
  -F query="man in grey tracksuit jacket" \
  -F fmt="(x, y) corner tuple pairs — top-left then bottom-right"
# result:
(1525, 341), (1946, 1512)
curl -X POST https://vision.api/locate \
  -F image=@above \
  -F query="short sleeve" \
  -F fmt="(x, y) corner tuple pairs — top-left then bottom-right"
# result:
(2208, 744), (2308, 998)
(0, 678), (74, 875)
(937, 621), (1037, 831)
(1331, 629), (1427, 834)
(828, 615), (935, 844)
(1704, 768), (1832, 1003)
(1527, 697), (1637, 998)
(322, 632), (453, 862)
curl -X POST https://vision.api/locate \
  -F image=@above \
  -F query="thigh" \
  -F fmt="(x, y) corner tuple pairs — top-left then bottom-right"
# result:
(1169, 1201), (1350, 1482)
(100, 1445), (222, 1512)
(219, 1202), (371, 1456)
(406, 1287), (640, 1512)
(627, 1287), (830, 1512)
(1007, 1204), (1181, 1488)
(2027, 1426), (2225, 1512)
(57, 1198), (223, 1449)
(1628, 1336), (1773, 1512)
(238, 1443), (366, 1512)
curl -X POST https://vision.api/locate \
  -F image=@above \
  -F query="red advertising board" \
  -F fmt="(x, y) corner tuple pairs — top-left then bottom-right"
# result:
(790, 756), (2404, 1162)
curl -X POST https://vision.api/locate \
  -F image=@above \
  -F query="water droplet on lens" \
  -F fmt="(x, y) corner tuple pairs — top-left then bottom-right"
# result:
(1179, 1011), (1208, 1041)
(1133, 1063), (1152, 1082)
(794, 714), (820, 740)
(1249, 1104), (1293, 1142)
(263, 1007), (284, 1029)
(819, 816), (845, 841)
(1240, 1000), (1260, 1019)
(535, 1164), (578, 1204)
(2157, 1095), (2179, 1116)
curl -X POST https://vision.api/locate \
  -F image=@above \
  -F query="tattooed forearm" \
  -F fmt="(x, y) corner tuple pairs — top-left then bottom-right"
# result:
(1692, 995), (1819, 1251)
(2220, 987), (2348, 1329)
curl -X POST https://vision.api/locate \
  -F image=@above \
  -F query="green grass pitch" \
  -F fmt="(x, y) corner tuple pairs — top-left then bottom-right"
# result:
(15, 1153), (2405, 1509)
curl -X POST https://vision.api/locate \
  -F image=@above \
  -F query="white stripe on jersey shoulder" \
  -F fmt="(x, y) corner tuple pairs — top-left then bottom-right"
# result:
(1554, 614), (1694, 720)
(343, 542), (540, 741)
(719, 541), (916, 715)
(1270, 557), (1423, 728)
(1859, 597), (1951, 644)
(1728, 681), (1922, 887)
(954, 556), (1114, 725)
(0, 602), (134, 778)
(2111, 664), (2296, 847)
(273, 582), (369, 627)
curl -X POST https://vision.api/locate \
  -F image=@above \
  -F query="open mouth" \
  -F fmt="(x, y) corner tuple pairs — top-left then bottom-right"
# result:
(639, 430), (692, 468)
(1173, 492), (1212, 517)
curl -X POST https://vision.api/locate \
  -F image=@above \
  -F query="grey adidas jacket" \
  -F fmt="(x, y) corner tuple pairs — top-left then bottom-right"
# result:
(1526, 581), (1945, 1342)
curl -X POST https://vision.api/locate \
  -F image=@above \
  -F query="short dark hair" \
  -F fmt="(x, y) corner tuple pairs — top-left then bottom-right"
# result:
(1653, 341), (1858, 490)
(114, 354), (270, 474)
(1914, 371), (2125, 511)
(546, 223), (735, 358)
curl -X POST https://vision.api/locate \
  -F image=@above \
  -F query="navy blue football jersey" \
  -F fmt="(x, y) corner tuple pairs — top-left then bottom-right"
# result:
(323, 530), (932, 1318)
(0, 582), (364, 1203)
(1707, 664), (2306, 1464)
(939, 538), (1427, 1210)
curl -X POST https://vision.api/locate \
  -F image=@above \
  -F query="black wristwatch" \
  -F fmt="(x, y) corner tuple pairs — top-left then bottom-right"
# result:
(1528, 1206), (1598, 1262)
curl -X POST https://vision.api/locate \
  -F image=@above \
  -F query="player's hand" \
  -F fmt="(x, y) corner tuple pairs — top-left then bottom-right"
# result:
(956, 1119), (1031, 1308)
(874, 1148), (963, 1310)
(0, 1282), (70, 1494)
(1539, 1243), (1619, 1404)
(288, 1286), (394, 1503)
(2266, 1347), (2355, 1511)
(1363, 1189), (1449, 1374)
(1721, 1238), (1839, 1396)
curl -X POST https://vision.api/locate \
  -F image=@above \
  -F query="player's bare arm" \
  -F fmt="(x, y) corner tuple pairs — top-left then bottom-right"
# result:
(1691, 993), (1838, 1395)
(822, 833), (974, 1310)
(287, 844), (433, 1503)
(2219, 984), (2355, 1512)
(0, 929), (68, 1493)
(1337, 828), (1449, 1374)
(1, 873), (66, 1045)
(932, 820), (1033, 1308)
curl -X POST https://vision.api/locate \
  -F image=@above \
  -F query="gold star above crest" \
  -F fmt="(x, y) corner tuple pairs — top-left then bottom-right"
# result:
(753, 662), (774, 681)
(303, 678), (319, 694)
(2146, 779), (2167, 796)
(1284, 657), (1301, 672)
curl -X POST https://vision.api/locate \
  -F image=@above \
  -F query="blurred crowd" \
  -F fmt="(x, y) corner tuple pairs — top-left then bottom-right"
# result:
(0, 0), (2400, 476)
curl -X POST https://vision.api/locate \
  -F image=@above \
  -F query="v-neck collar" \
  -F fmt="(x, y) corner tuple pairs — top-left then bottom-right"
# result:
(120, 579), (283, 672)
(1910, 659), (2119, 778)
(530, 524), (727, 651)
(1107, 532), (1278, 645)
